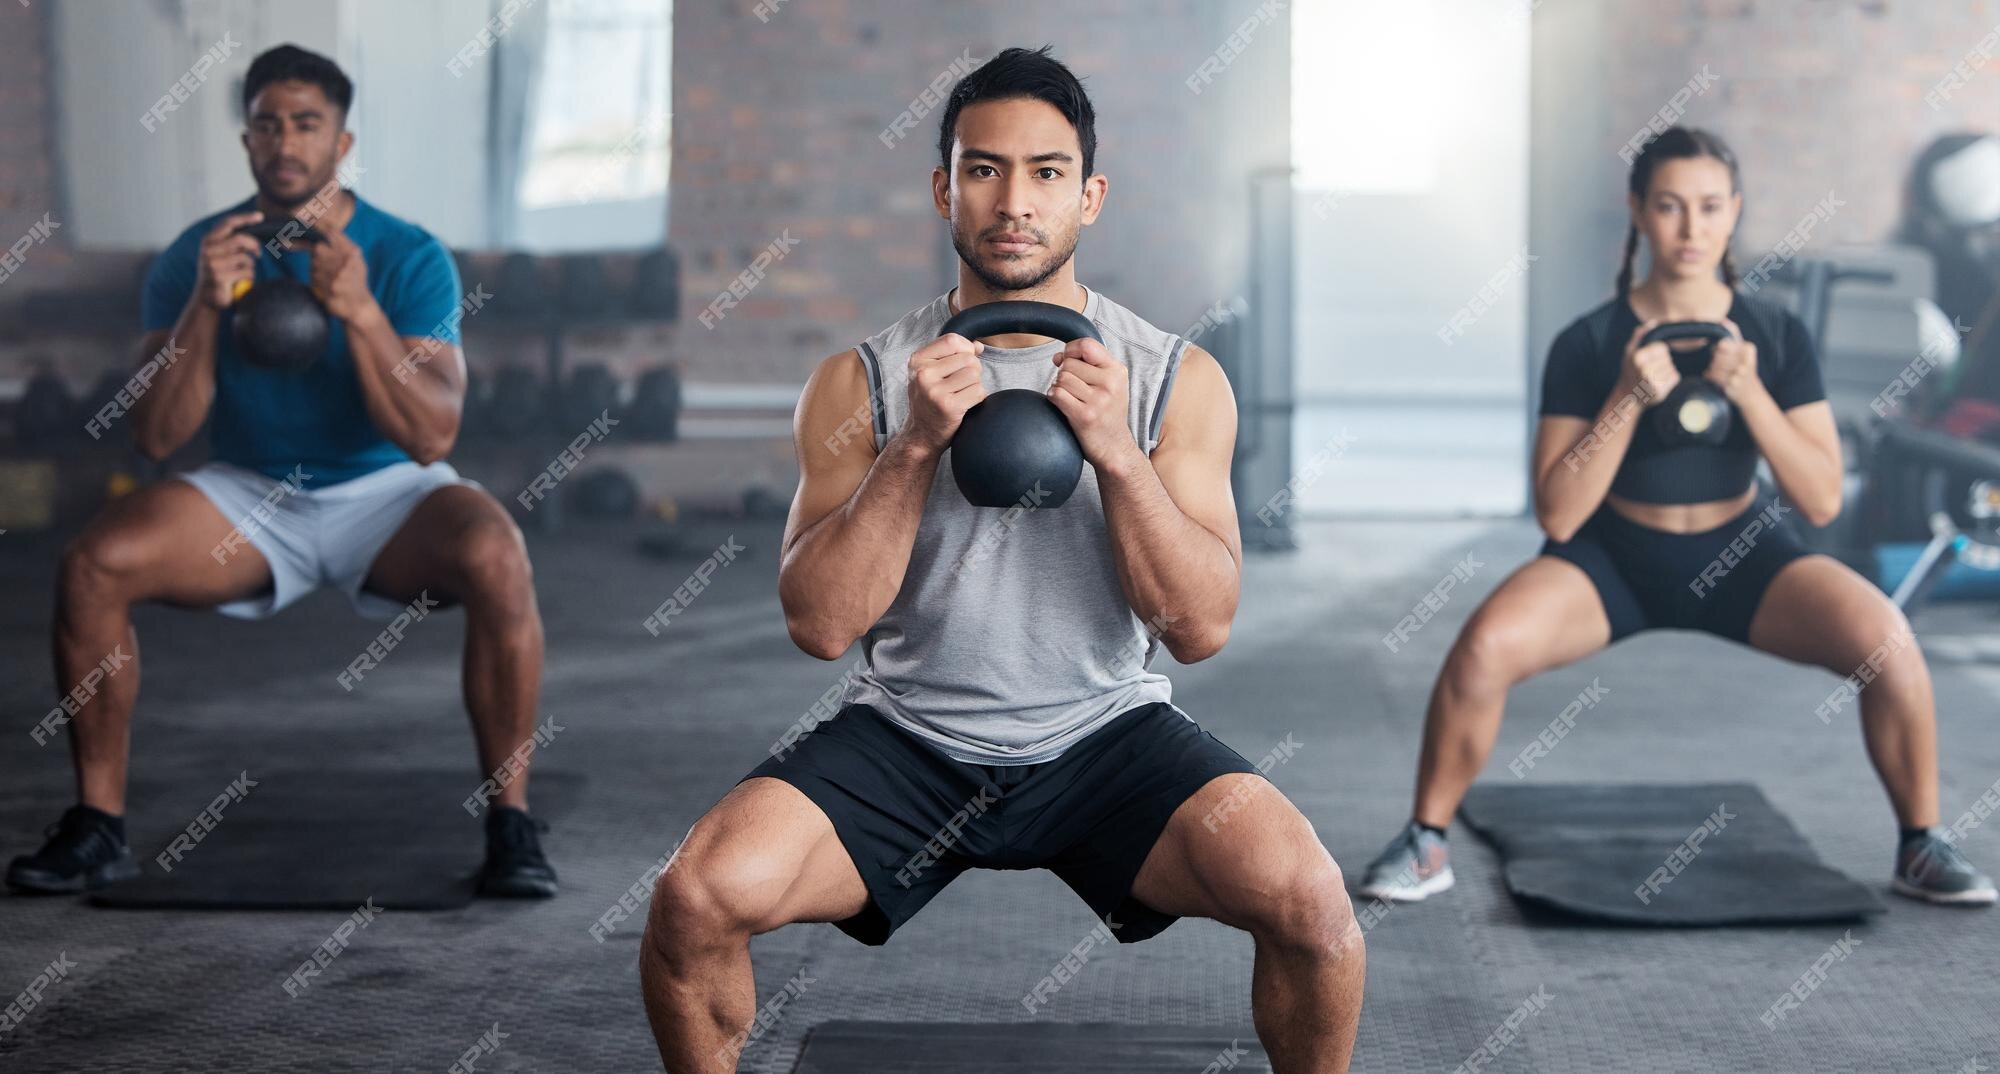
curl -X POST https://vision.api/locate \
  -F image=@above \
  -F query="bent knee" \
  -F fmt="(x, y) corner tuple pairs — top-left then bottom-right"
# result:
(1448, 618), (1529, 693)
(59, 531), (145, 603)
(1222, 826), (1357, 948)
(646, 844), (790, 953)
(1834, 608), (1924, 683)
(1251, 857), (1360, 955)
(453, 520), (535, 598)
(649, 858), (737, 939)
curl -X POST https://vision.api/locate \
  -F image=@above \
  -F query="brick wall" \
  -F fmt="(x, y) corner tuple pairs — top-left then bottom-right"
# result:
(10, 1), (1995, 374)
(0, 1), (1287, 510)
(667, 0), (1290, 385)
(9, 1), (1995, 505)
(1528, 0), (2000, 379)
(1604, 0), (2000, 250)
(0, 2), (161, 388)
(0, 3), (80, 297)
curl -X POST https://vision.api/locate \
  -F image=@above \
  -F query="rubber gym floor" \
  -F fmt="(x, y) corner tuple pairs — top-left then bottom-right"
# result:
(2, 516), (1995, 1073)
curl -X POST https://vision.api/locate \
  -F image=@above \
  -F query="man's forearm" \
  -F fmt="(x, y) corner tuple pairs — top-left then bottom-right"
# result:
(344, 302), (456, 461)
(780, 435), (939, 656)
(1097, 452), (1238, 659)
(131, 302), (221, 460)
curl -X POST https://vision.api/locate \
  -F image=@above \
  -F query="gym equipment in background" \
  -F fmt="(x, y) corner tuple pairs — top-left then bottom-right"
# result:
(1779, 254), (2000, 609)
(15, 368), (75, 451)
(627, 366), (683, 441)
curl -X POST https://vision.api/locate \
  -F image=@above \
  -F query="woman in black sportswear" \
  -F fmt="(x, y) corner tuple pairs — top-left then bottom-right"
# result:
(1357, 127), (1993, 907)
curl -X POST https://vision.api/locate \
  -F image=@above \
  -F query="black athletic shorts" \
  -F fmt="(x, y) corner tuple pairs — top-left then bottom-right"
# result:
(1541, 493), (1814, 644)
(740, 700), (1261, 946)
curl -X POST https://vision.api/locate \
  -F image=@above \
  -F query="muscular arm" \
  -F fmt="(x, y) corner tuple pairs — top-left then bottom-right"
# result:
(1739, 395), (1842, 526)
(1097, 345), (1242, 663)
(778, 350), (935, 659)
(130, 317), (219, 462)
(1532, 391), (1643, 543)
(345, 306), (464, 464)
(317, 231), (463, 464)
(132, 209), (265, 460)
(1532, 372), (1843, 537)
(1709, 318), (1842, 525)
(128, 306), (462, 465)
(1534, 320), (1677, 542)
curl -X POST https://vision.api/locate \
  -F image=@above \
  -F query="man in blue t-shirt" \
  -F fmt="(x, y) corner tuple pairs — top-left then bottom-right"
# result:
(8, 45), (556, 899)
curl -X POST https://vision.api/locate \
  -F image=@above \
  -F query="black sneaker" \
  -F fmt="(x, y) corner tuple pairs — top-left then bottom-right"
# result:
(7, 805), (141, 894)
(479, 806), (558, 898)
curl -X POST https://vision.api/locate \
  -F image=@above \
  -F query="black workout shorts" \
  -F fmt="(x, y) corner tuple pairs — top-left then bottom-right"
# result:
(740, 701), (1262, 946)
(1541, 493), (1815, 644)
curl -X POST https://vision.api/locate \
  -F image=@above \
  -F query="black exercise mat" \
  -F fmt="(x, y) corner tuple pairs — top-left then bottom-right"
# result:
(90, 768), (583, 911)
(791, 1022), (1269, 1073)
(1459, 782), (1885, 926)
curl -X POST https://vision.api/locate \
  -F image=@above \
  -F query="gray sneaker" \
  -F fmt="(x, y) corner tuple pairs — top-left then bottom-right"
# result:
(1356, 821), (1454, 902)
(1894, 831), (1996, 906)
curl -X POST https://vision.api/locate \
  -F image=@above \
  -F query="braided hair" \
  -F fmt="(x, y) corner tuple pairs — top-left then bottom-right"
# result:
(1617, 126), (1742, 297)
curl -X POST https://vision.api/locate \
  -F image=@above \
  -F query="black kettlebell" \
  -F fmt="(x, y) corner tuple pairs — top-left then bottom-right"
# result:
(1642, 321), (1734, 447)
(230, 220), (331, 373)
(940, 300), (1094, 509)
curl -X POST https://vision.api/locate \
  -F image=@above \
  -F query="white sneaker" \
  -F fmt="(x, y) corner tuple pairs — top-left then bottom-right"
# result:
(1356, 822), (1455, 903)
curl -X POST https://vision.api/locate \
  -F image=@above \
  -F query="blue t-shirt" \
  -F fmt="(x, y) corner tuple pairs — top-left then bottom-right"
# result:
(141, 195), (463, 488)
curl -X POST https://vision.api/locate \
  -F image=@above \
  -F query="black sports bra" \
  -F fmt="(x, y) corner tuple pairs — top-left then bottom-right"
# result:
(1549, 294), (1813, 506)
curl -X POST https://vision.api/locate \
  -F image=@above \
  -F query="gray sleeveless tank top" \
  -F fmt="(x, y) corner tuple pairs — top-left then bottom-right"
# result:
(844, 286), (1191, 765)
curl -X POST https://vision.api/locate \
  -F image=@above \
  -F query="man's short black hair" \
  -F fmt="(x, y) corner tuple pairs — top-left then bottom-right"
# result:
(242, 44), (354, 121)
(936, 45), (1096, 180)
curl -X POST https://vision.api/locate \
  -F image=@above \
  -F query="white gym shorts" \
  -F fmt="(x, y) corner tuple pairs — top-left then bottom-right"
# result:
(174, 460), (475, 621)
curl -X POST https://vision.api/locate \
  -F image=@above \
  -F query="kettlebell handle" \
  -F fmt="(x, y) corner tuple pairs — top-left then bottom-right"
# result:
(940, 300), (1101, 346)
(1640, 321), (1731, 347)
(229, 220), (327, 305)
(1640, 320), (1731, 376)
(1642, 321), (1737, 444)
(938, 301), (1093, 510)
(233, 219), (328, 251)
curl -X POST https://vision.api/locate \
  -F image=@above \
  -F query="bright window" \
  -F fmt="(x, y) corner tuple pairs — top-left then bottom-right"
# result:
(512, 0), (672, 247)
(1290, 0), (1441, 194)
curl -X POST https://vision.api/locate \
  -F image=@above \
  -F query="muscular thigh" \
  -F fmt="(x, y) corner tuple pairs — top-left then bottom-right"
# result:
(668, 777), (870, 932)
(69, 479), (273, 608)
(1748, 554), (1911, 672)
(361, 483), (521, 605)
(1454, 555), (1615, 678)
(1130, 773), (1333, 928)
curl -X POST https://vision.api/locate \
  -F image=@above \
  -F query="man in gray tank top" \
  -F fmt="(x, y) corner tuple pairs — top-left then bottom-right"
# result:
(642, 47), (1365, 1073)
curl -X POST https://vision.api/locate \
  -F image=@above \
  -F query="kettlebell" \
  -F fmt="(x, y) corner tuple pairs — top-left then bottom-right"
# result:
(1642, 321), (1734, 447)
(230, 220), (331, 373)
(940, 300), (1094, 509)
